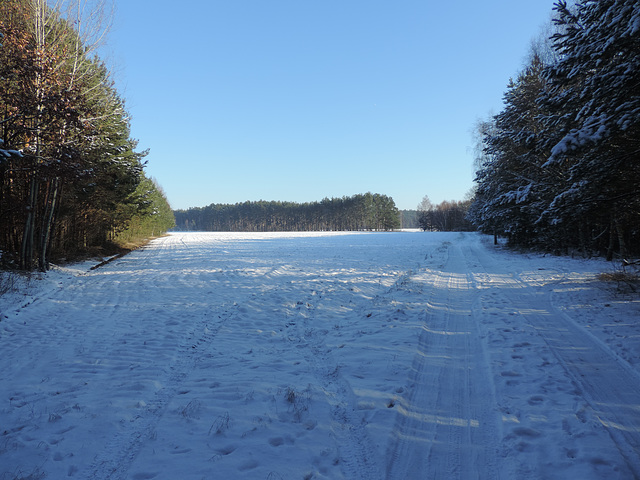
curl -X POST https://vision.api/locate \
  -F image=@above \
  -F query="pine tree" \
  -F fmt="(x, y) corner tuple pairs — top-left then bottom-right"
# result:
(470, 1), (640, 256)
(472, 56), (555, 246)
(541, 0), (640, 257)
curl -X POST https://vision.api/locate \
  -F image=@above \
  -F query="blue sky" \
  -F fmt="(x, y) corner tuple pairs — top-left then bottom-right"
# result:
(107, 1), (556, 211)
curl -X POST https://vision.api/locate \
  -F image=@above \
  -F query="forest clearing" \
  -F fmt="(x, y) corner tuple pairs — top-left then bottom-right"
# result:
(1, 231), (639, 479)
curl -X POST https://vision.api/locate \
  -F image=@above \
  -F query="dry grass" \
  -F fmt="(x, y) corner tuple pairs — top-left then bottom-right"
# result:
(597, 262), (640, 292)
(0, 271), (17, 297)
(598, 271), (639, 282)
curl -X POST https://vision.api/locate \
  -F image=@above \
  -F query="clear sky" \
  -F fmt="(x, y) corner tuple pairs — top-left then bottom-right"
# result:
(106, 1), (556, 211)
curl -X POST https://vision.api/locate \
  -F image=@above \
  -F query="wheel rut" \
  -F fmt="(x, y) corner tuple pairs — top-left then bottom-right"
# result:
(284, 273), (384, 480)
(386, 240), (500, 480)
(465, 242), (640, 478)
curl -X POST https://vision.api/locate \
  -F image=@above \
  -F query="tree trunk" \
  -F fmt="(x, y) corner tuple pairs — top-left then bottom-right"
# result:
(38, 176), (60, 271)
(615, 217), (627, 260)
(20, 173), (38, 270)
(21, 0), (46, 270)
(606, 221), (615, 261)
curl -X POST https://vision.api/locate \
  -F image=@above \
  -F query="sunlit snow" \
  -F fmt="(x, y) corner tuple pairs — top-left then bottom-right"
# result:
(1, 231), (639, 479)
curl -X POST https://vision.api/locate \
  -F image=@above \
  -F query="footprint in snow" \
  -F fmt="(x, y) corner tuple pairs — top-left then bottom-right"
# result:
(131, 473), (159, 480)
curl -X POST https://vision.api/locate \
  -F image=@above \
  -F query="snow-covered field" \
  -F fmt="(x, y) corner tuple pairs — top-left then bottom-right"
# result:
(1, 231), (639, 479)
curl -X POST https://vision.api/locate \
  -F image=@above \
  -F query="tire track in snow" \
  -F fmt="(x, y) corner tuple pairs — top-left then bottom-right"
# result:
(0, 237), (194, 480)
(78, 236), (245, 480)
(467, 242), (640, 478)
(285, 273), (384, 480)
(80, 310), (230, 480)
(386, 238), (501, 480)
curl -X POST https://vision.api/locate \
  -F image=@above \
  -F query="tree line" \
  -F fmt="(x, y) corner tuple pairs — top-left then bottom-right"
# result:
(469, 0), (639, 259)
(0, 0), (174, 270)
(416, 195), (475, 232)
(174, 193), (401, 232)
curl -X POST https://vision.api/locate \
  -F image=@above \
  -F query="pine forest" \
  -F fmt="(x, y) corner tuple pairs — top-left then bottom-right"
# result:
(0, 0), (174, 271)
(174, 193), (401, 232)
(469, 0), (640, 259)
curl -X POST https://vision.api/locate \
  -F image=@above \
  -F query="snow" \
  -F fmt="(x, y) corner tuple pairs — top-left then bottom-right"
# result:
(1, 231), (639, 479)
(0, 149), (23, 159)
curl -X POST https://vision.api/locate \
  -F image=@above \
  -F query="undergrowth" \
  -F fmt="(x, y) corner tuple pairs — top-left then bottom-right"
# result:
(597, 261), (640, 293)
(283, 385), (312, 422)
(0, 271), (17, 297)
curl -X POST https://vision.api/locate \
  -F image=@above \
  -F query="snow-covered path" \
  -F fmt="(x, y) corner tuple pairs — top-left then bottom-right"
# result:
(1, 231), (639, 479)
(386, 241), (501, 479)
